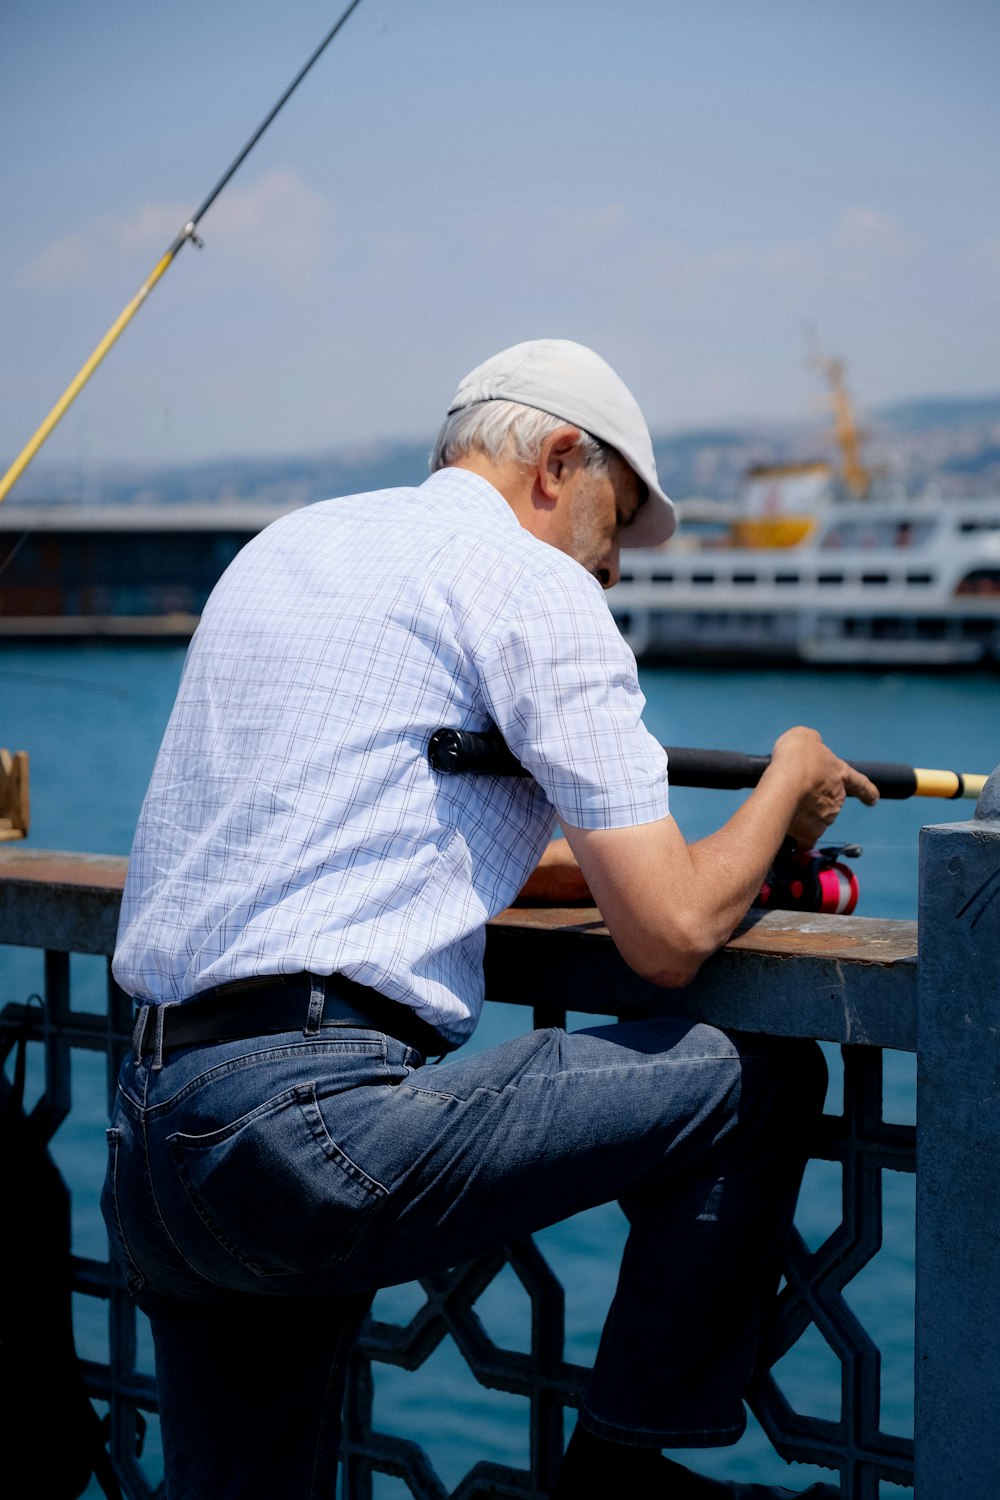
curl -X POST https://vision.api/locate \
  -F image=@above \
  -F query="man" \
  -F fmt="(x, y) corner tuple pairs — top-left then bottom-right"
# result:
(104, 339), (876, 1499)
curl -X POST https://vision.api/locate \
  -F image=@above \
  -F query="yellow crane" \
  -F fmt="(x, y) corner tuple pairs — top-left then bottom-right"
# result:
(811, 346), (871, 499)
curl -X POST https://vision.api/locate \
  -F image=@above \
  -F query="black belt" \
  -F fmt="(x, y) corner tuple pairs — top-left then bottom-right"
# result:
(132, 972), (447, 1063)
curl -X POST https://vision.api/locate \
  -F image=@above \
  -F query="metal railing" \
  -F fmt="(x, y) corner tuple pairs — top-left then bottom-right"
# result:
(0, 787), (997, 1499)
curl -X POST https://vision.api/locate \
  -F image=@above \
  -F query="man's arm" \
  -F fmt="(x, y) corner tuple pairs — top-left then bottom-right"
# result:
(561, 726), (879, 988)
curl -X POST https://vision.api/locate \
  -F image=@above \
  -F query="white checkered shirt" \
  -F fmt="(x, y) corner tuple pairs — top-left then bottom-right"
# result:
(113, 469), (670, 1045)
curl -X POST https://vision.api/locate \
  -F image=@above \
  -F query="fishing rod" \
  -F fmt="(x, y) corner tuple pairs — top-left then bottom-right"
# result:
(429, 725), (988, 917)
(427, 726), (987, 801)
(0, 0), (366, 507)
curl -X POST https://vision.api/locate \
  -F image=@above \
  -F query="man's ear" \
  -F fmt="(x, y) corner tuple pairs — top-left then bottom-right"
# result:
(536, 426), (583, 501)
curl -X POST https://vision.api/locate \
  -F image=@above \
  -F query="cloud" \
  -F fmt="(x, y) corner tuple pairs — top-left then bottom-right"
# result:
(644, 208), (918, 296)
(205, 170), (334, 278)
(436, 202), (919, 309)
(18, 169), (334, 292)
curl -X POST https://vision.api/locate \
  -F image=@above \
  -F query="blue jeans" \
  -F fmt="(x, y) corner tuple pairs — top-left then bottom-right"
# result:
(102, 1007), (825, 1499)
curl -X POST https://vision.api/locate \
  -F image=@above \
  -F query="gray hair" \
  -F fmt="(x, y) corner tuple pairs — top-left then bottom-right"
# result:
(430, 399), (611, 476)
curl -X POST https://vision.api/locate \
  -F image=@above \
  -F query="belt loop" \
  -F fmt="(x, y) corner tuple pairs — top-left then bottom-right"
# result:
(132, 1004), (151, 1064)
(152, 1004), (168, 1072)
(304, 975), (326, 1036)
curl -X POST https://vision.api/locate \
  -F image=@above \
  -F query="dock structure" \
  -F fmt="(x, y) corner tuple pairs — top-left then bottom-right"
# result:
(0, 784), (997, 1499)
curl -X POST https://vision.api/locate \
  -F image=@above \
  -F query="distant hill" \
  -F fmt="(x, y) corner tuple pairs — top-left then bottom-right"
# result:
(875, 395), (1000, 432)
(10, 394), (1000, 508)
(12, 441), (434, 511)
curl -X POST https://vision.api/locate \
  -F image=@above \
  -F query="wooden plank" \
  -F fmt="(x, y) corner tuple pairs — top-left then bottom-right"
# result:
(490, 904), (918, 966)
(0, 847), (128, 888)
(0, 851), (917, 968)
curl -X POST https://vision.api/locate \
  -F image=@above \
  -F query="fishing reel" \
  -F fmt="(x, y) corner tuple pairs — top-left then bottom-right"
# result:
(755, 840), (861, 915)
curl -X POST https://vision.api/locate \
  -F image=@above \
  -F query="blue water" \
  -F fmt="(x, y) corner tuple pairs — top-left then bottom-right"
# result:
(3, 644), (998, 1498)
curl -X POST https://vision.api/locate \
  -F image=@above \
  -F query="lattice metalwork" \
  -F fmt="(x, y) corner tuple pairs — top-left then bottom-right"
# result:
(0, 974), (914, 1500)
(0, 952), (164, 1500)
(343, 1239), (585, 1500)
(751, 1046), (915, 1500)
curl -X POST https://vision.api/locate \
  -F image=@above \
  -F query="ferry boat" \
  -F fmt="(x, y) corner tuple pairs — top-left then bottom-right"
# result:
(613, 361), (1000, 667)
(4, 485), (996, 665)
(613, 481), (1000, 667)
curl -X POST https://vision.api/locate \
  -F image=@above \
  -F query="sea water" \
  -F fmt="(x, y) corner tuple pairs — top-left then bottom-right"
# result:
(3, 644), (997, 1498)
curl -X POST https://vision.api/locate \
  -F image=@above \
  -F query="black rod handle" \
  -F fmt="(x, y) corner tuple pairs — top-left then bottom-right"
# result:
(427, 727), (523, 776)
(428, 727), (924, 799)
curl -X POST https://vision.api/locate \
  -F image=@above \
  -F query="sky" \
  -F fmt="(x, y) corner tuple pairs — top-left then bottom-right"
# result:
(2, 0), (999, 486)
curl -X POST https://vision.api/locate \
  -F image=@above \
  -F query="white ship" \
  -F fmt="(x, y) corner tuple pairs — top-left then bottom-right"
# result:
(614, 362), (1000, 667)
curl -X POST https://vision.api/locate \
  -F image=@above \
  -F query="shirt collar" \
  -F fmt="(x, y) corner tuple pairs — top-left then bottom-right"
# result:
(418, 466), (523, 537)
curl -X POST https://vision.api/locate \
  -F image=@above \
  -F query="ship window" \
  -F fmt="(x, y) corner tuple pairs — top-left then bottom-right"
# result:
(619, 572), (634, 584)
(959, 520), (1000, 533)
(956, 569), (1000, 597)
(861, 573), (889, 585)
(651, 572), (674, 584)
(732, 573), (756, 585)
(774, 573), (799, 585)
(821, 519), (935, 549)
(906, 572), (933, 585)
(817, 573), (844, 585)
(691, 573), (715, 585)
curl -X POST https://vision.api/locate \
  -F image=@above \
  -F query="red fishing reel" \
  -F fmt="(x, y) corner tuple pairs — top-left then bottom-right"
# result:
(755, 841), (861, 915)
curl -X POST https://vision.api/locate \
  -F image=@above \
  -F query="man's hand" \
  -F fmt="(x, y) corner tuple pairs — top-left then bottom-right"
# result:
(514, 837), (592, 906)
(771, 725), (879, 848)
(560, 723), (879, 989)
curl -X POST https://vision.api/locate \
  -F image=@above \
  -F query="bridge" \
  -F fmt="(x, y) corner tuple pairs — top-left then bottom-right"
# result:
(0, 781), (997, 1498)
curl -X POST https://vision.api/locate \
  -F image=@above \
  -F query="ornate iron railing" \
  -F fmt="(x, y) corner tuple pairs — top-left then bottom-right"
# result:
(0, 795), (997, 1499)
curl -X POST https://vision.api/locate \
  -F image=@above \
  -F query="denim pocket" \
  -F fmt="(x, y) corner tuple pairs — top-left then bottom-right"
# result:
(101, 1127), (147, 1299)
(168, 1081), (389, 1277)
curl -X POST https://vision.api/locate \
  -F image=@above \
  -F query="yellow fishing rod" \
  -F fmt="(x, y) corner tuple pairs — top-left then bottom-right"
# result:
(0, 0), (365, 506)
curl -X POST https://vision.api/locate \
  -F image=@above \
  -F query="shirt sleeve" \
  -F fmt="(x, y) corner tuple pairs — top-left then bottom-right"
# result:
(475, 559), (671, 830)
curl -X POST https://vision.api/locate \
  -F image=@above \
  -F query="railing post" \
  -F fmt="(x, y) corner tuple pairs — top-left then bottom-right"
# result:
(915, 767), (1000, 1498)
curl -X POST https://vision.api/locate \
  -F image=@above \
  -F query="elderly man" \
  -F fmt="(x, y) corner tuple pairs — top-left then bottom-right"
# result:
(104, 339), (874, 1499)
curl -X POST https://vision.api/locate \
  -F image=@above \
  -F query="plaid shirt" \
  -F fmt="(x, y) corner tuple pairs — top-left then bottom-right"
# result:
(113, 469), (670, 1045)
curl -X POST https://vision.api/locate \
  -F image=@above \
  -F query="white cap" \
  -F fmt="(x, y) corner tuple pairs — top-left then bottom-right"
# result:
(447, 338), (675, 547)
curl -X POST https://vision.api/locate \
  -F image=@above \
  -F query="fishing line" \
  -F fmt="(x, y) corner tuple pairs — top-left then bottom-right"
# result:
(0, 0), (367, 505)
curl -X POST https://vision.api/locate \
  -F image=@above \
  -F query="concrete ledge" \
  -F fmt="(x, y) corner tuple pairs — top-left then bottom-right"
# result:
(0, 848), (128, 953)
(486, 906), (917, 1051)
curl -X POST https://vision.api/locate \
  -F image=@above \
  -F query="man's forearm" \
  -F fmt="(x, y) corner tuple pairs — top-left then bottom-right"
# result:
(562, 727), (879, 989)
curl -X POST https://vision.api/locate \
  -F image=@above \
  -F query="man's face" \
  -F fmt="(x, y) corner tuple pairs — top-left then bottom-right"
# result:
(559, 453), (644, 589)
